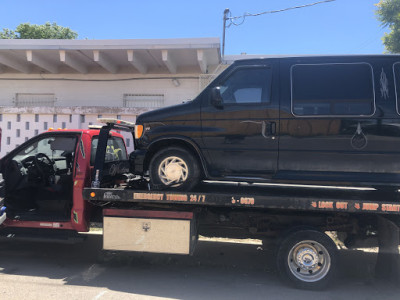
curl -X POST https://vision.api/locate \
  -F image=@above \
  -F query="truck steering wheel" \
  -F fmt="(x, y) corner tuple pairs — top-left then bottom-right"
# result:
(34, 153), (55, 185)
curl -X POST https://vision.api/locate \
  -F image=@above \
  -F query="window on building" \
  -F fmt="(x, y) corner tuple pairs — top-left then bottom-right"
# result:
(6, 137), (10, 145)
(69, 115), (73, 123)
(16, 129), (20, 137)
(44, 122), (48, 130)
(34, 129), (39, 136)
(15, 93), (55, 107)
(123, 94), (164, 108)
(62, 122), (66, 129)
(80, 115), (85, 123)
(25, 137), (29, 142)
(98, 114), (102, 119)
(291, 63), (375, 116)
(7, 122), (11, 130)
(0, 114), (2, 122)
(25, 122), (29, 130)
(35, 114), (39, 122)
(53, 114), (57, 123)
(117, 115), (121, 120)
(17, 114), (21, 122)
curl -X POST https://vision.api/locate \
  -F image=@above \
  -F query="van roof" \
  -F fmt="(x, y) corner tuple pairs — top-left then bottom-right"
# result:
(227, 54), (400, 65)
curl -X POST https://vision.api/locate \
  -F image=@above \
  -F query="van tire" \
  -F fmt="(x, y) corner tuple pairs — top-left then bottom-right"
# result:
(149, 147), (200, 191)
(276, 229), (337, 290)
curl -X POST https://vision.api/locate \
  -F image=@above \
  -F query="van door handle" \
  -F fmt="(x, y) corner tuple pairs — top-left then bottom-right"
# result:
(270, 122), (276, 135)
(262, 121), (276, 138)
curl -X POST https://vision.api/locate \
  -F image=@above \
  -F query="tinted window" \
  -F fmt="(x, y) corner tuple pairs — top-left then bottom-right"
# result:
(393, 63), (400, 114)
(219, 67), (272, 104)
(291, 63), (375, 116)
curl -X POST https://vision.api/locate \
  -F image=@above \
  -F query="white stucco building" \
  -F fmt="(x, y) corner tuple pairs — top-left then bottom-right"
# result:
(0, 38), (224, 156)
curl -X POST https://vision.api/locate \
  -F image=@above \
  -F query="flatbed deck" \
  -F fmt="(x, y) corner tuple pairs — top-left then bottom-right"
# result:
(84, 182), (400, 216)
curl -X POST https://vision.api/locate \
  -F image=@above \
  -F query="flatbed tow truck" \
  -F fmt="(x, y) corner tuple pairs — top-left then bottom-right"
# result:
(1, 119), (400, 289)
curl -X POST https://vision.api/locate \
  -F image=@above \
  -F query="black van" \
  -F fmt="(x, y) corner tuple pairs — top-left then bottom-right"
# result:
(130, 55), (400, 191)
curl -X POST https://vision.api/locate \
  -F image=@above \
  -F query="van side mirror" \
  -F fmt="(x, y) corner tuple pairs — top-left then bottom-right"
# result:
(211, 87), (223, 108)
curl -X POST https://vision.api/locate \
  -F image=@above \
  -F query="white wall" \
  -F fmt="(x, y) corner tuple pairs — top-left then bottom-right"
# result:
(0, 76), (201, 157)
(0, 76), (200, 107)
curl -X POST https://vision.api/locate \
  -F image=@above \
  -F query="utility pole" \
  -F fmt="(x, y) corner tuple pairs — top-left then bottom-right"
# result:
(222, 8), (230, 60)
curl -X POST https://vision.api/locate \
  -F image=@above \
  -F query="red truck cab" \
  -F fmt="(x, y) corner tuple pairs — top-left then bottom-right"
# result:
(0, 125), (129, 233)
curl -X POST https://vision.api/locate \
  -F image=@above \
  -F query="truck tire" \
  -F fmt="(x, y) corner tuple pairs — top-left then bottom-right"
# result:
(276, 229), (337, 290)
(149, 147), (200, 191)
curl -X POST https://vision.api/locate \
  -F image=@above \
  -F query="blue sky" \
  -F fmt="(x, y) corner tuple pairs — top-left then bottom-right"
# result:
(0, 0), (387, 55)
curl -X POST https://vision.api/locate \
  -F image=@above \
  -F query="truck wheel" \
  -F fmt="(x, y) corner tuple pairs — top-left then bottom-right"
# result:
(276, 229), (337, 290)
(149, 147), (200, 191)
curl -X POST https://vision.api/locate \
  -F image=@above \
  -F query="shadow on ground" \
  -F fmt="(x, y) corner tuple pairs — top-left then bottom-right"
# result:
(0, 235), (399, 299)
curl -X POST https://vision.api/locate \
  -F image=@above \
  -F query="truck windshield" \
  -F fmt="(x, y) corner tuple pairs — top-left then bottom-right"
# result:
(90, 136), (128, 165)
(13, 136), (77, 164)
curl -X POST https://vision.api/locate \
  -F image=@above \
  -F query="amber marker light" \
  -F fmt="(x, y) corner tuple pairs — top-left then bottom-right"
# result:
(90, 192), (96, 198)
(135, 125), (144, 139)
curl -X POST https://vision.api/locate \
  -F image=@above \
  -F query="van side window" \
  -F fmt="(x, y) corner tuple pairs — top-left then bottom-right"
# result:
(219, 67), (272, 104)
(291, 63), (375, 116)
(393, 62), (400, 114)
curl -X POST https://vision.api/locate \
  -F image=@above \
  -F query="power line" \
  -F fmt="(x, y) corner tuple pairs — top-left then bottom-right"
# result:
(222, 0), (336, 57)
(227, 0), (336, 26)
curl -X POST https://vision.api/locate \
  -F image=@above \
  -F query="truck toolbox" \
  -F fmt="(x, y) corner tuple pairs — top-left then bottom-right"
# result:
(103, 209), (197, 255)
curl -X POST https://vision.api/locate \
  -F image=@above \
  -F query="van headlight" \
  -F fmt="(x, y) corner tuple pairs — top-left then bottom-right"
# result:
(135, 125), (144, 139)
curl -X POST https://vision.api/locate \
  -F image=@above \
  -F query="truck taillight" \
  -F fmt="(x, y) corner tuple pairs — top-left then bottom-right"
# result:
(135, 125), (144, 139)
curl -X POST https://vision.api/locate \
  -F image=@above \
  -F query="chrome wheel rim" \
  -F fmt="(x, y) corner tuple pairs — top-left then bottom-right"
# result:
(158, 156), (188, 186)
(288, 240), (331, 282)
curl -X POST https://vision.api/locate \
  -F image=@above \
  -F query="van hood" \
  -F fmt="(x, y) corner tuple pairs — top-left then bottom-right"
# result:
(136, 100), (200, 124)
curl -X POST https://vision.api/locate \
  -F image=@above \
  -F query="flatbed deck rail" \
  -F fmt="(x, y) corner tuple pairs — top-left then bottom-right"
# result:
(83, 183), (400, 216)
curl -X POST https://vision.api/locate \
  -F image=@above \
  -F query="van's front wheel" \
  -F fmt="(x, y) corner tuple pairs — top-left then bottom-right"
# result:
(149, 147), (200, 191)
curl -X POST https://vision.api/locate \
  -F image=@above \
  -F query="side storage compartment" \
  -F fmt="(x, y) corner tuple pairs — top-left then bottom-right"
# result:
(103, 209), (197, 255)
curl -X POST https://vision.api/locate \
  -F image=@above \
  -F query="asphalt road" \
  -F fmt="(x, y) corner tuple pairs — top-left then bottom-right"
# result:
(0, 234), (399, 300)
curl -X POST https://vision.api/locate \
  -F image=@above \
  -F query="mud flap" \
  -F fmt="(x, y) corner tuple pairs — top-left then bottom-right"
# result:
(375, 216), (400, 282)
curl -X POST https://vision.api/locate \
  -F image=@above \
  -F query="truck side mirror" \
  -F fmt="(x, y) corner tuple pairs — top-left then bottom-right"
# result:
(211, 87), (223, 108)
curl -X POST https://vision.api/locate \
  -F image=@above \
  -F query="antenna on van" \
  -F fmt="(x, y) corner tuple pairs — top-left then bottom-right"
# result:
(221, 0), (335, 59)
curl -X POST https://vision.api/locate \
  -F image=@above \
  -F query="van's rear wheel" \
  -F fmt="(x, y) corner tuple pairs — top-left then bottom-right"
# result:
(276, 229), (337, 290)
(149, 147), (200, 191)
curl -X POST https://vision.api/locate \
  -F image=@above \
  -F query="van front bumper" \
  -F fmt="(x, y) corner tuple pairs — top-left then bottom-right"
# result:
(129, 149), (147, 174)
